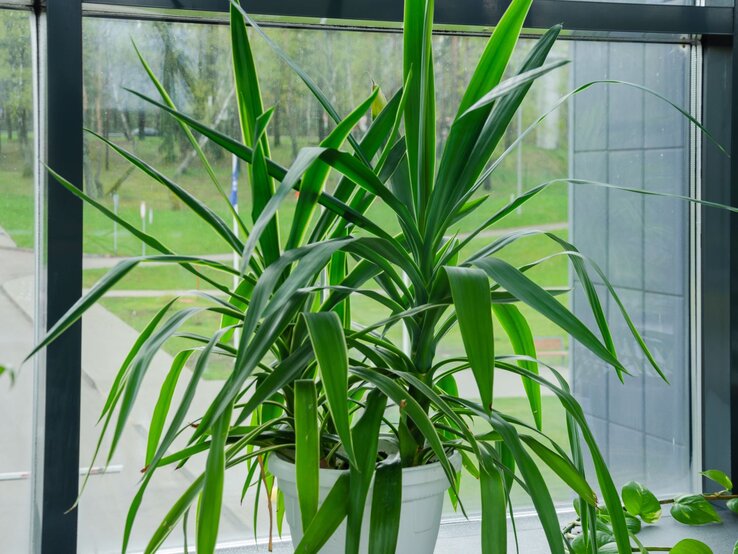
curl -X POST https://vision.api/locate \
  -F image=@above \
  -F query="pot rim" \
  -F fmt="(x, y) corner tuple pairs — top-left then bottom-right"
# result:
(269, 448), (461, 477)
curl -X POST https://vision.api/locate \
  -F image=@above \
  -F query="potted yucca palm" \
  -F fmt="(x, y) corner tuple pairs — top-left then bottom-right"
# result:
(29, 0), (738, 552)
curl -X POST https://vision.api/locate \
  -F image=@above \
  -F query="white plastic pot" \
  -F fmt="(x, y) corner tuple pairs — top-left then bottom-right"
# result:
(270, 451), (460, 554)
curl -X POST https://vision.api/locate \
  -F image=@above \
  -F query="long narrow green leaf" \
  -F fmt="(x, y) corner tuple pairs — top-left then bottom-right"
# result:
(446, 267), (494, 411)
(470, 78), (729, 203)
(231, 4), (268, 151)
(460, 59), (569, 119)
(126, 89), (288, 180)
(29, 251), (239, 362)
(304, 312), (355, 467)
(230, 1), (369, 165)
(46, 167), (240, 298)
(146, 349), (194, 465)
(473, 257), (628, 376)
(287, 89), (378, 250)
(474, 227), (665, 381)
(145, 475), (204, 554)
(403, 0), (436, 216)
(294, 474), (351, 554)
(240, 147), (326, 274)
(231, 4), (281, 264)
(201, 242), (357, 440)
(488, 412), (564, 554)
(133, 41), (248, 238)
(294, 380), (320, 529)
(492, 304), (541, 429)
(309, 88), (407, 242)
(520, 434), (597, 506)
(88, 130), (244, 254)
(494, 360), (631, 552)
(197, 402), (233, 554)
(349, 367), (457, 493)
(145, 328), (230, 479)
(346, 389), (387, 554)
(430, 0), (533, 232)
(368, 455), (402, 554)
(479, 445), (507, 554)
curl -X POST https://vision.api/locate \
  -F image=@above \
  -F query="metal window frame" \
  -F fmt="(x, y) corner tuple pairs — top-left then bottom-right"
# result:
(22, 0), (737, 552)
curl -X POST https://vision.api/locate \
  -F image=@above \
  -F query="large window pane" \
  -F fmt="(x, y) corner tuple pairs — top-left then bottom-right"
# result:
(79, 15), (695, 551)
(0, 8), (35, 553)
(570, 40), (693, 494)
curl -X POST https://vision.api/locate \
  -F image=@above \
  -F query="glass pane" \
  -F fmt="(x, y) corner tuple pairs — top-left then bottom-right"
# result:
(80, 15), (695, 550)
(569, 40), (693, 495)
(0, 8), (35, 553)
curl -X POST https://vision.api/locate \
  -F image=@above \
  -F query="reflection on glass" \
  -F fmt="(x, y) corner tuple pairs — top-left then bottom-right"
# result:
(0, 9), (34, 553)
(79, 15), (693, 550)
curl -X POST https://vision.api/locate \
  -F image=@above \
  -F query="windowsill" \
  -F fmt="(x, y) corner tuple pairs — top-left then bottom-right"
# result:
(201, 508), (738, 553)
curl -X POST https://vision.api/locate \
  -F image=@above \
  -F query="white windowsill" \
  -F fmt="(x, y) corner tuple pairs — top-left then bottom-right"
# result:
(149, 508), (738, 553)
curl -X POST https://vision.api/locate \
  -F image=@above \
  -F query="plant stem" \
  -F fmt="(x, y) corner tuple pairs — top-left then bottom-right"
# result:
(658, 493), (738, 505)
(257, 455), (274, 552)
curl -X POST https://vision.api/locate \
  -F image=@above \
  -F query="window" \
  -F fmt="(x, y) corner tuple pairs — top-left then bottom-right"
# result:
(77, 16), (698, 549)
(0, 7), (36, 552)
(3, 2), (735, 553)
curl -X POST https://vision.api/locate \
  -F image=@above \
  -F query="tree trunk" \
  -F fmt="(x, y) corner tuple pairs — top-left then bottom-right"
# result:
(289, 106), (300, 159)
(6, 109), (13, 141)
(104, 109), (111, 170)
(273, 104), (281, 146)
(173, 87), (235, 179)
(316, 106), (326, 141)
(138, 109), (146, 140)
(19, 108), (31, 177)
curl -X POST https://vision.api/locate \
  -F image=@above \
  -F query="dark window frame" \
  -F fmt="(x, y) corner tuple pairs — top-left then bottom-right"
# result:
(28, 1), (737, 551)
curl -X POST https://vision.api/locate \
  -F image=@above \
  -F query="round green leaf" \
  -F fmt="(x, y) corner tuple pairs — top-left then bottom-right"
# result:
(621, 481), (662, 523)
(701, 469), (733, 491)
(597, 507), (642, 534)
(727, 498), (738, 514)
(670, 495), (722, 526)
(670, 538), (713, 554)
(571, 531), (614, 554)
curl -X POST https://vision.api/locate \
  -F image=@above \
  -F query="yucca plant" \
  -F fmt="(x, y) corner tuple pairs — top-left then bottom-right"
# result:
(29, 0), (738, 552)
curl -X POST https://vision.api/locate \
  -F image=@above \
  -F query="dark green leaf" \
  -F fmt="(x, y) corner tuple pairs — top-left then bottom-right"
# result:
(304, 312), (355, 467)
(521, 435), (597, 506)
(347, 389), (387, 554)
(493, 304), (541, 429)
(369, 455), (402, 554)
(671, 495), (721, 526)
(294, 474), (350, 554)
(479, 447), (507, 554)
(474, 257), (628, 376)
(446, 266), (494, 411)
(146, 350), (194, 465)
(197, 403), (233, 554)
(294, 380), (320, 530)
(621, 481), (661, 524)
(701, 469), (733, 491)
